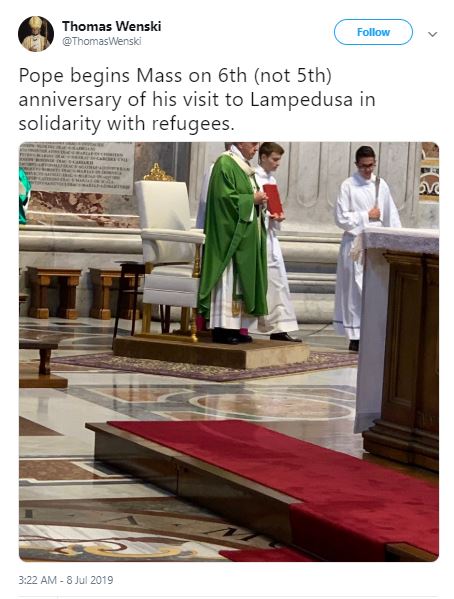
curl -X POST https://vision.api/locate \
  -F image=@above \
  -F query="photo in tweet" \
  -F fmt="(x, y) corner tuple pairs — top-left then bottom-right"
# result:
(19, 140), (438, 563)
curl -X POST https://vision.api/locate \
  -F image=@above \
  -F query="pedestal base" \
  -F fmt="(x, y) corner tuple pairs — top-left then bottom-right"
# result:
(363, 420), (438, 472)
(19, 364), (68, 389)
(113, 334), (310, 370)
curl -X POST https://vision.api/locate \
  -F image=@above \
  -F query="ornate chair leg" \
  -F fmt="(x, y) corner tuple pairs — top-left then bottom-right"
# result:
(190, 308), (198, 342)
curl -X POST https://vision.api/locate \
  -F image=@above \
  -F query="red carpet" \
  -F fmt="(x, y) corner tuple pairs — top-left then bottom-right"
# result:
(220, 548), (318, 562)
(107, 420), (438, 560)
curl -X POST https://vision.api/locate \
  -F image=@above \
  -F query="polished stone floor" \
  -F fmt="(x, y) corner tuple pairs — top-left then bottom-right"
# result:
(19, 317), (436, 561)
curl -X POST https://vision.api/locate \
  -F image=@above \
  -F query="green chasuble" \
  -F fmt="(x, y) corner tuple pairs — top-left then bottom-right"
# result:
(197, 153), (268, 319)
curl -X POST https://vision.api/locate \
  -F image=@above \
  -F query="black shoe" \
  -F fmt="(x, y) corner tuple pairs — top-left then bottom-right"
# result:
(348, 339), (360, 352)
(237, 333), (253, 343)
(270, 332), (302, 343)
(212, 328), (240, 345)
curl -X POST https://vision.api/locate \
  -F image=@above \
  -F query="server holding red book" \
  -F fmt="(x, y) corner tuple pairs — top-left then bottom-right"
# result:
(250, 142), (301, 342)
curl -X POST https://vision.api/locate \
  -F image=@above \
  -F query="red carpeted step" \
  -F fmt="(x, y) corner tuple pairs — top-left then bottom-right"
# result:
(219, 547), (319, 562)
(290, 502), (438, 561)
(107, 419), (438, 560)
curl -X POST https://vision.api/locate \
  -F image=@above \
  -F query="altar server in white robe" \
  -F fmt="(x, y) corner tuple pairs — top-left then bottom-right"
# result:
(250, 142), (300, 342)
(333, 145), (401, 351)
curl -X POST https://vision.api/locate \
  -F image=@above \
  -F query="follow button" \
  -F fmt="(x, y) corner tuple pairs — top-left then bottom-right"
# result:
(334, 19), (413, 45)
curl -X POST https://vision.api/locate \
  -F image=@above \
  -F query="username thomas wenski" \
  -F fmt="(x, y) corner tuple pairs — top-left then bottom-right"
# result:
(61, 21), (162, 32)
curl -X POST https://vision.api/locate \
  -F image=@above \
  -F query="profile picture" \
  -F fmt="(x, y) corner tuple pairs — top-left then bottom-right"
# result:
(18, 16), (54, 52)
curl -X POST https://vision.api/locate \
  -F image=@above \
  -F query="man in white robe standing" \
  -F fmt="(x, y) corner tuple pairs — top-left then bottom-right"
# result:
(251, 142), (300, 342)
(333, 145), (401, 351)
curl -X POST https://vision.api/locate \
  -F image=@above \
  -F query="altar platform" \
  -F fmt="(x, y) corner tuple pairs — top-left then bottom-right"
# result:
(113, 333), (310, 369)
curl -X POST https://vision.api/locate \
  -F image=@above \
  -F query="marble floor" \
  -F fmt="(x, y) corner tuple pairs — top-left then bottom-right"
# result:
(19, 317), (436, 562)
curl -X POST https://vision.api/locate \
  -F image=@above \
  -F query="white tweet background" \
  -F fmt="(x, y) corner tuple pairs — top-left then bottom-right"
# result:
(4, 0), (451, 598)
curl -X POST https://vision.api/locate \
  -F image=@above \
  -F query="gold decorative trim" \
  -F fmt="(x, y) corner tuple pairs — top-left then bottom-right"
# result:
(143, 163), (174, 181)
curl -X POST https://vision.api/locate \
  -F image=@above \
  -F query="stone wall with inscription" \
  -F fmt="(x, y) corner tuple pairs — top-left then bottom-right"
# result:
(20, 141), (437, 230)
(19, 141), (439, 321)
(19, 142), (190, 227)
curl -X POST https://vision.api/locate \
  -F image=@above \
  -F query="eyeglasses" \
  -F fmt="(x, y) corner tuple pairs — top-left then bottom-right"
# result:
(357, 162), (376, 170)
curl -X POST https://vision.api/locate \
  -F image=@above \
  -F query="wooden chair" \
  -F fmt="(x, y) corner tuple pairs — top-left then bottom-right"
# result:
(112, 262), (145, 344)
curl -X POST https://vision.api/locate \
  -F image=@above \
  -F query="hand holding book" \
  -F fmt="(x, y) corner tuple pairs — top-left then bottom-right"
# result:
(263, 184), (284, 218)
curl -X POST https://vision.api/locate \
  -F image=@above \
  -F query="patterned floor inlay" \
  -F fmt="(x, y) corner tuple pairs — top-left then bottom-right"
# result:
(57, 383), (357, 424)
(22, 317), (433, 562)
(157, 411), (225, 421)
(20, 459), (124, 482)
(19, 417), (62, 437)
(93, 387), (190, 403)
(20, 497), (277, 561)
(191, 392), (354, 420)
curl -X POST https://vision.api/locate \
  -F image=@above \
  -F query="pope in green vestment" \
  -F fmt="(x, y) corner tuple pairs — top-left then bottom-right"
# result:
(197, 151), (268, 320)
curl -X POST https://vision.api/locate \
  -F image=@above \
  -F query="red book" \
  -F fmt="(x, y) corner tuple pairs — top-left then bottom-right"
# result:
(263, 184), (283, 215)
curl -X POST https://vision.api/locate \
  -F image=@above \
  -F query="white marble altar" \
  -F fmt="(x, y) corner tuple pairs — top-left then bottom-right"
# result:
(355, 227), (439, 433)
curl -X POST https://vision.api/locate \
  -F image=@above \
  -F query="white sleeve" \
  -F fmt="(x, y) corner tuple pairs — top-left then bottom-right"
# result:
(380, 181), (402, 228)
(269, 218), (282, 232)
(334, 181), (370, 236)
(388, 199), (402, 228)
